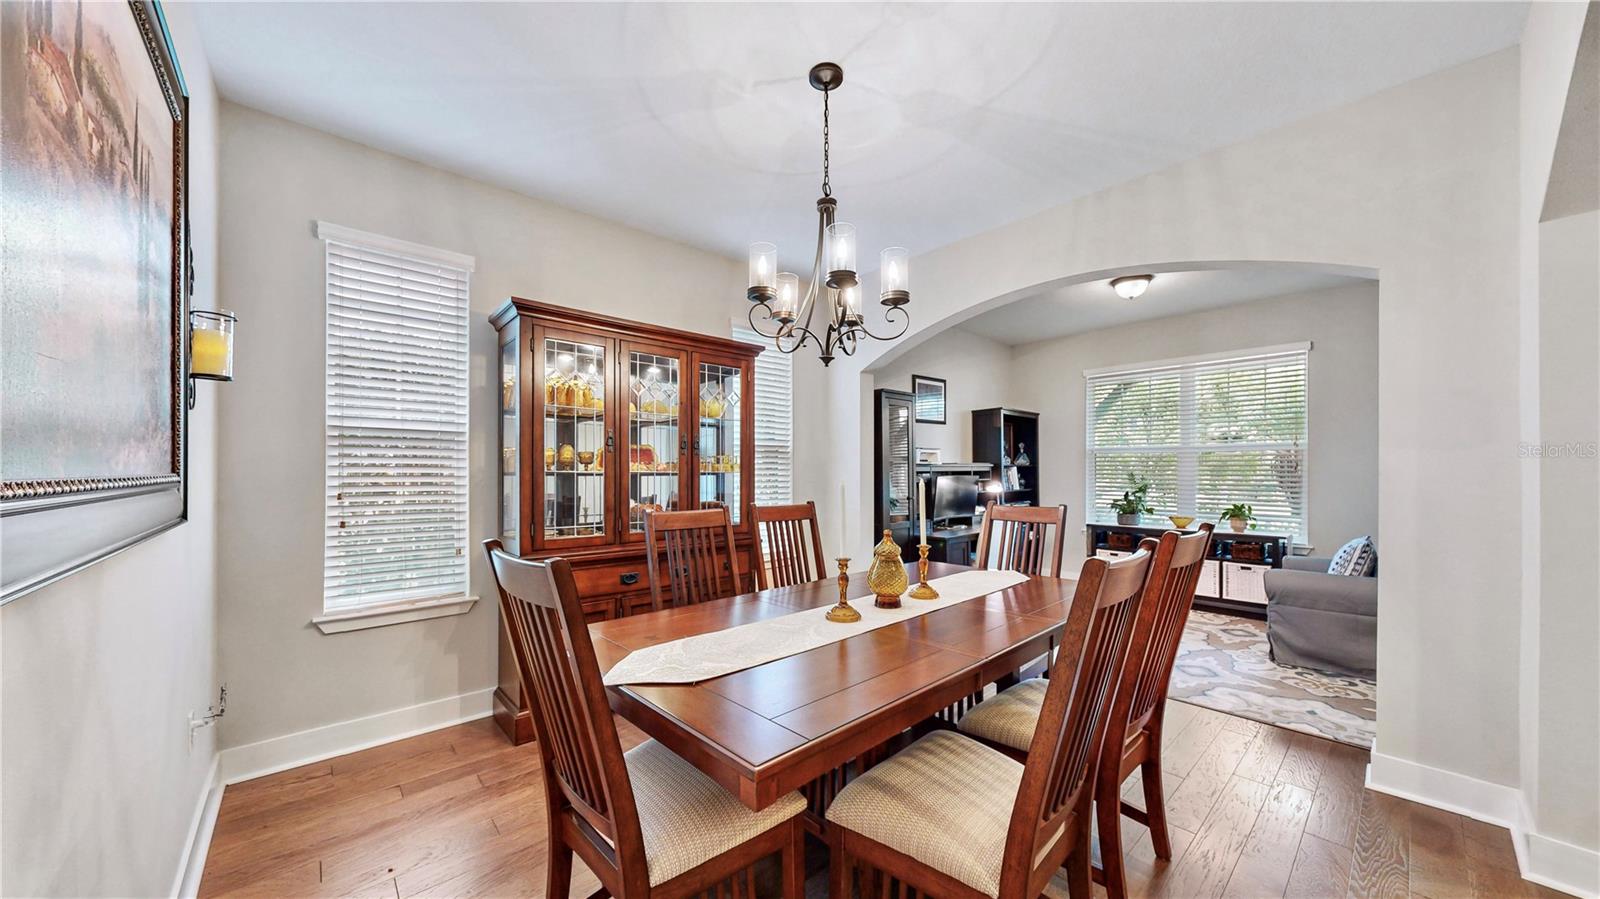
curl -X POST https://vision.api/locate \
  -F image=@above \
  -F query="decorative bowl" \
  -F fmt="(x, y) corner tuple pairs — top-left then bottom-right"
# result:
(1168, 515), (1196, 529)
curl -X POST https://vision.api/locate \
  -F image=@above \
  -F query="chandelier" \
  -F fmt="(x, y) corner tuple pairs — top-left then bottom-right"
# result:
(747, 62), (910, 366)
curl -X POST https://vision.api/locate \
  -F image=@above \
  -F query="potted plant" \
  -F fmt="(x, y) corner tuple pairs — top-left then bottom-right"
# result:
(1219, 503), (1257, 533)
(1109, 474), (1155, 525)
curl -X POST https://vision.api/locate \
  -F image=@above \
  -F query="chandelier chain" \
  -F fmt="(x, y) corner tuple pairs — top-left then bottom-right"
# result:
(821, 87), (831, 198)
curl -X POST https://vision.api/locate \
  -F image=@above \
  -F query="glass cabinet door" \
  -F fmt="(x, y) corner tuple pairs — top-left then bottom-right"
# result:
(694, 358), (745, 525)
(540, 331), (610, 544)
(499, 334), (520, 554)
(623, 345), (686, 537)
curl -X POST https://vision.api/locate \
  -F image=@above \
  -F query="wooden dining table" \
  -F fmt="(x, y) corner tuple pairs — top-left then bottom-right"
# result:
(589, 561), (1078, 812)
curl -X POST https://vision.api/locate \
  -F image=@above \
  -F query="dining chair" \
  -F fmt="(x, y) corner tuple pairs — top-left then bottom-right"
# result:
(824, 548), (1153, 899)
(750, 501), (827, 589)
(643, 507), (746, 610)
(955, 525), (1215, 899)
(974, 502), (1069, 578)
(483, 540), (806, 899)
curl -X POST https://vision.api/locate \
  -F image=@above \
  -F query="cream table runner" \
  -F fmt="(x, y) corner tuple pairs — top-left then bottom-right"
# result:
(601, 568), (1032, 686)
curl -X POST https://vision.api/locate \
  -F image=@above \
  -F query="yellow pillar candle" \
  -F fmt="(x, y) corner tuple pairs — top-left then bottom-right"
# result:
(191, 328), (232, 378)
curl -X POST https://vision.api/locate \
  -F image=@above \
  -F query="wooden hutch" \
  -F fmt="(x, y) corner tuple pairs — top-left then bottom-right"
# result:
(490, 299), (760, 743)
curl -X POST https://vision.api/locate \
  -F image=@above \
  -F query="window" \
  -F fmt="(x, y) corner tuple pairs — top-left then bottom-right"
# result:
(732, 326), (793, 506)
(319, 222), (473, 617)
(1085, 344), (1309, 542)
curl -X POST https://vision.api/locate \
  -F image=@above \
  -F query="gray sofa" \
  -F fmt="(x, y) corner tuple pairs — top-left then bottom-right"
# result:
(1264, 555), (1377, 678)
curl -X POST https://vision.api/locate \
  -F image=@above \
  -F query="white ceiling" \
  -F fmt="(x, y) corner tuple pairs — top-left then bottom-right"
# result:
(958, 266), (1372, 345)
(193, 2), (1527, 264)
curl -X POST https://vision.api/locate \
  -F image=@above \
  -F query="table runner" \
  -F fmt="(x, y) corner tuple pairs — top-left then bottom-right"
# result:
(601, 568), (1032, 686)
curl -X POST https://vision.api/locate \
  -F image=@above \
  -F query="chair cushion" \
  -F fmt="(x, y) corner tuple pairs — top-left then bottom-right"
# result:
(826, 730), (1025, 897)
(956, 677), (1048, 752)
(1327, 536), (1377, 577)
(625, 740), (806, 886)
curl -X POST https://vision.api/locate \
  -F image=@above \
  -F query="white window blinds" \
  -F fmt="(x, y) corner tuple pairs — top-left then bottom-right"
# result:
(1085, 344), (1310, 542)
(319, 222), (474, 612)
(733, 326), (793, 506)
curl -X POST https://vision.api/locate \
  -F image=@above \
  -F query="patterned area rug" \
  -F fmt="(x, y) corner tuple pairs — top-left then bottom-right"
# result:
(1168, 610), (1376, 748)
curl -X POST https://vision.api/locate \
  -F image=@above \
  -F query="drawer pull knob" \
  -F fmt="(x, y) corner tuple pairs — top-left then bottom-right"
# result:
(620, 572), (640, 586)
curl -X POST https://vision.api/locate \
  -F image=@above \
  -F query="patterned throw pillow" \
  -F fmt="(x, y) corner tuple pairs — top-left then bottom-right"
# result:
(1328, 536), (1377, 577)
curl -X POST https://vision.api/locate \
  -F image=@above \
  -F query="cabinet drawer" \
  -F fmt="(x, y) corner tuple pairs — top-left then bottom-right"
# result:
(1222, 562), (1269, 605)
(1195, 559), (1221, 597)
(571, 560), (652, 599)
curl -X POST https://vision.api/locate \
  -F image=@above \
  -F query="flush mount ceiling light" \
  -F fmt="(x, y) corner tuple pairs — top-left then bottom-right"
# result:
(1110, 274), (1154, 300)
(747, 62), (910, 367)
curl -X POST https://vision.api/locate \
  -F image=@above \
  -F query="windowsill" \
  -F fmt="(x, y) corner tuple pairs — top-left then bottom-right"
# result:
(312, 594), (478, 634)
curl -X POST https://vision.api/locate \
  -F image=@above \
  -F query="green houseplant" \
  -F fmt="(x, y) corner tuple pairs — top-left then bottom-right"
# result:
(1219, 502), (1257, 533)
(1109, 474), (1155, 525)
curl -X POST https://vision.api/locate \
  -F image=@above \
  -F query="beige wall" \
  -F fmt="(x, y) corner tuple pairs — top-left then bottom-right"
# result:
(1001, 282), (1378, 572)
(214, 103), (746, 749)
(0, 5), (222, 896)
(869, 328), (1016, 464)
(1535, 208), (1599, 856)
(824, 49), (1524, 793)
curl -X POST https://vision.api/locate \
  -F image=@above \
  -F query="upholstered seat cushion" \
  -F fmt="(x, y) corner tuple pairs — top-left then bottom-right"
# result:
(625, 739), (806, 885)
(826, 730), (1026, 896)
(956, 677), (1048, 752)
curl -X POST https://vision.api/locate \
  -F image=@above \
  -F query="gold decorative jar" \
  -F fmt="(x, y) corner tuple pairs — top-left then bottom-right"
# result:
(867, 530), (909, 609)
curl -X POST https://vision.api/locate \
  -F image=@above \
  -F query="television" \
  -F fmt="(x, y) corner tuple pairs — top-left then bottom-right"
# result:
(932, 475), (980, 527)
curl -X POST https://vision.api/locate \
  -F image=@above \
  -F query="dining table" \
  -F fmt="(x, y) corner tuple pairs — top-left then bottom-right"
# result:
(589, 560), (1079, 812)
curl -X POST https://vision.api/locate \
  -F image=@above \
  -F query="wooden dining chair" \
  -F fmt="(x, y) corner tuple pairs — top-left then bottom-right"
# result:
(750, 501), (827, 589)
(825, 548), (1153, 899)
(974, 502), (1068, 578)
(483, 540), (806, 899)
(955, 525), (1215, 899)
(644, 507), (745, 610)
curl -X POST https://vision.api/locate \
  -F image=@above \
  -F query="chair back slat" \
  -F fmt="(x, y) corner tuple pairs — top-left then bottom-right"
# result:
(645, 507), (744, 609)
(1125, 524), (1215, 731)
(483, 540), (645, 878)
(751, 501), (827, 589)
(999, 548), (1151, 896)
(975, 503), (1068, 578)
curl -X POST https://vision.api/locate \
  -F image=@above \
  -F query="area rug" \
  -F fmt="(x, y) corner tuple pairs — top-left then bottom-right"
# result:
(1168, 610), (1376, 748)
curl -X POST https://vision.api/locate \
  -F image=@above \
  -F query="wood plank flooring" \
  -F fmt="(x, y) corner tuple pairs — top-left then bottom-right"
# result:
(199, 701), (1557, 898)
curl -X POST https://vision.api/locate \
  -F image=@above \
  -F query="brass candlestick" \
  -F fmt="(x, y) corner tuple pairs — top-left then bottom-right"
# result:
(825, 557), (862, 623)
(909, 544), (939, 599)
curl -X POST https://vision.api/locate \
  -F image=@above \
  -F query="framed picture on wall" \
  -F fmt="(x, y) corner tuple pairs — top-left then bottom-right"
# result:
(1, 0), (191, 603)
(912, 374), (946, 424)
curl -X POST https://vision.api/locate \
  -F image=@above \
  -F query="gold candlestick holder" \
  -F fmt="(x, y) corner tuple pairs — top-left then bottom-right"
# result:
(909, 544), (939, 600)
(825, 557), (862, 623)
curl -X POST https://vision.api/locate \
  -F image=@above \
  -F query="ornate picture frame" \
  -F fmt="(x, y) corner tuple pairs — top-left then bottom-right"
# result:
(1, 1), (190, 602)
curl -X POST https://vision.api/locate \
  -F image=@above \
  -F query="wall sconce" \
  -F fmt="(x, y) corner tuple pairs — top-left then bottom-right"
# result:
(188, 308), (236, 409)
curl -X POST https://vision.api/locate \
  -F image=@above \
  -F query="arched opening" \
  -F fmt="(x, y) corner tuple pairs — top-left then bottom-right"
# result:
(857, 260), (1381, 747)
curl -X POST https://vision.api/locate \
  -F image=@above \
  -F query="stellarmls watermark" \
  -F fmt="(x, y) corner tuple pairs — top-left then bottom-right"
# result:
(1519, 442), (1599, 459)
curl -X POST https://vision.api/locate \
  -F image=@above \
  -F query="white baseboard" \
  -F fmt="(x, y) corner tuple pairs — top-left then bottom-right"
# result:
(172, 757), (223, 899)
(218, 687), (496, 785)
(1519, 798), (1600, 899)
(1368, 751), (1598, 898)
(1366, 749), (1522, 825)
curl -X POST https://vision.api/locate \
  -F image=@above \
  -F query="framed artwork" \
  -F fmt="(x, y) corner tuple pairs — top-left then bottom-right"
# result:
(1, 0), (190, 602)
(912, 374), (946, 424)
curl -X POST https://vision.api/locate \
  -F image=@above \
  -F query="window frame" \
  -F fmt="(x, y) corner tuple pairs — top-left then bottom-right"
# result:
(731, 324), (794, 510)
(1084, 342), (1312, 545)
(313, 222), (477, 632)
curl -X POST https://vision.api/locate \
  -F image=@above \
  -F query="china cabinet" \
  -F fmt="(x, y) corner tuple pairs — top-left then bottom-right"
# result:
(490, 298), (759, 743)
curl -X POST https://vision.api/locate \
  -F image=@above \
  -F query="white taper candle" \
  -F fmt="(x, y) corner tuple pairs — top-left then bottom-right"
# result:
(919, 478), (927, 544)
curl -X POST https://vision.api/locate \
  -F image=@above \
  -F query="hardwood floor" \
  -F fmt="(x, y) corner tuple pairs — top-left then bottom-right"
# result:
(199, 701), (1556, 898)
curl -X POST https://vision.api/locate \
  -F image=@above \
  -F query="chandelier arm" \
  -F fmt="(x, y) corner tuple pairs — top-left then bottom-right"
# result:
(848, 305), (912, 343)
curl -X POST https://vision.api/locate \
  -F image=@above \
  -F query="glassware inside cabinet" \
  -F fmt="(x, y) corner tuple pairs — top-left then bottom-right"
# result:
(627, 351), (681, 532)
(696, 361), (743, 524)
(543, 336), (607, 540)
(500, 337), (519, 552)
